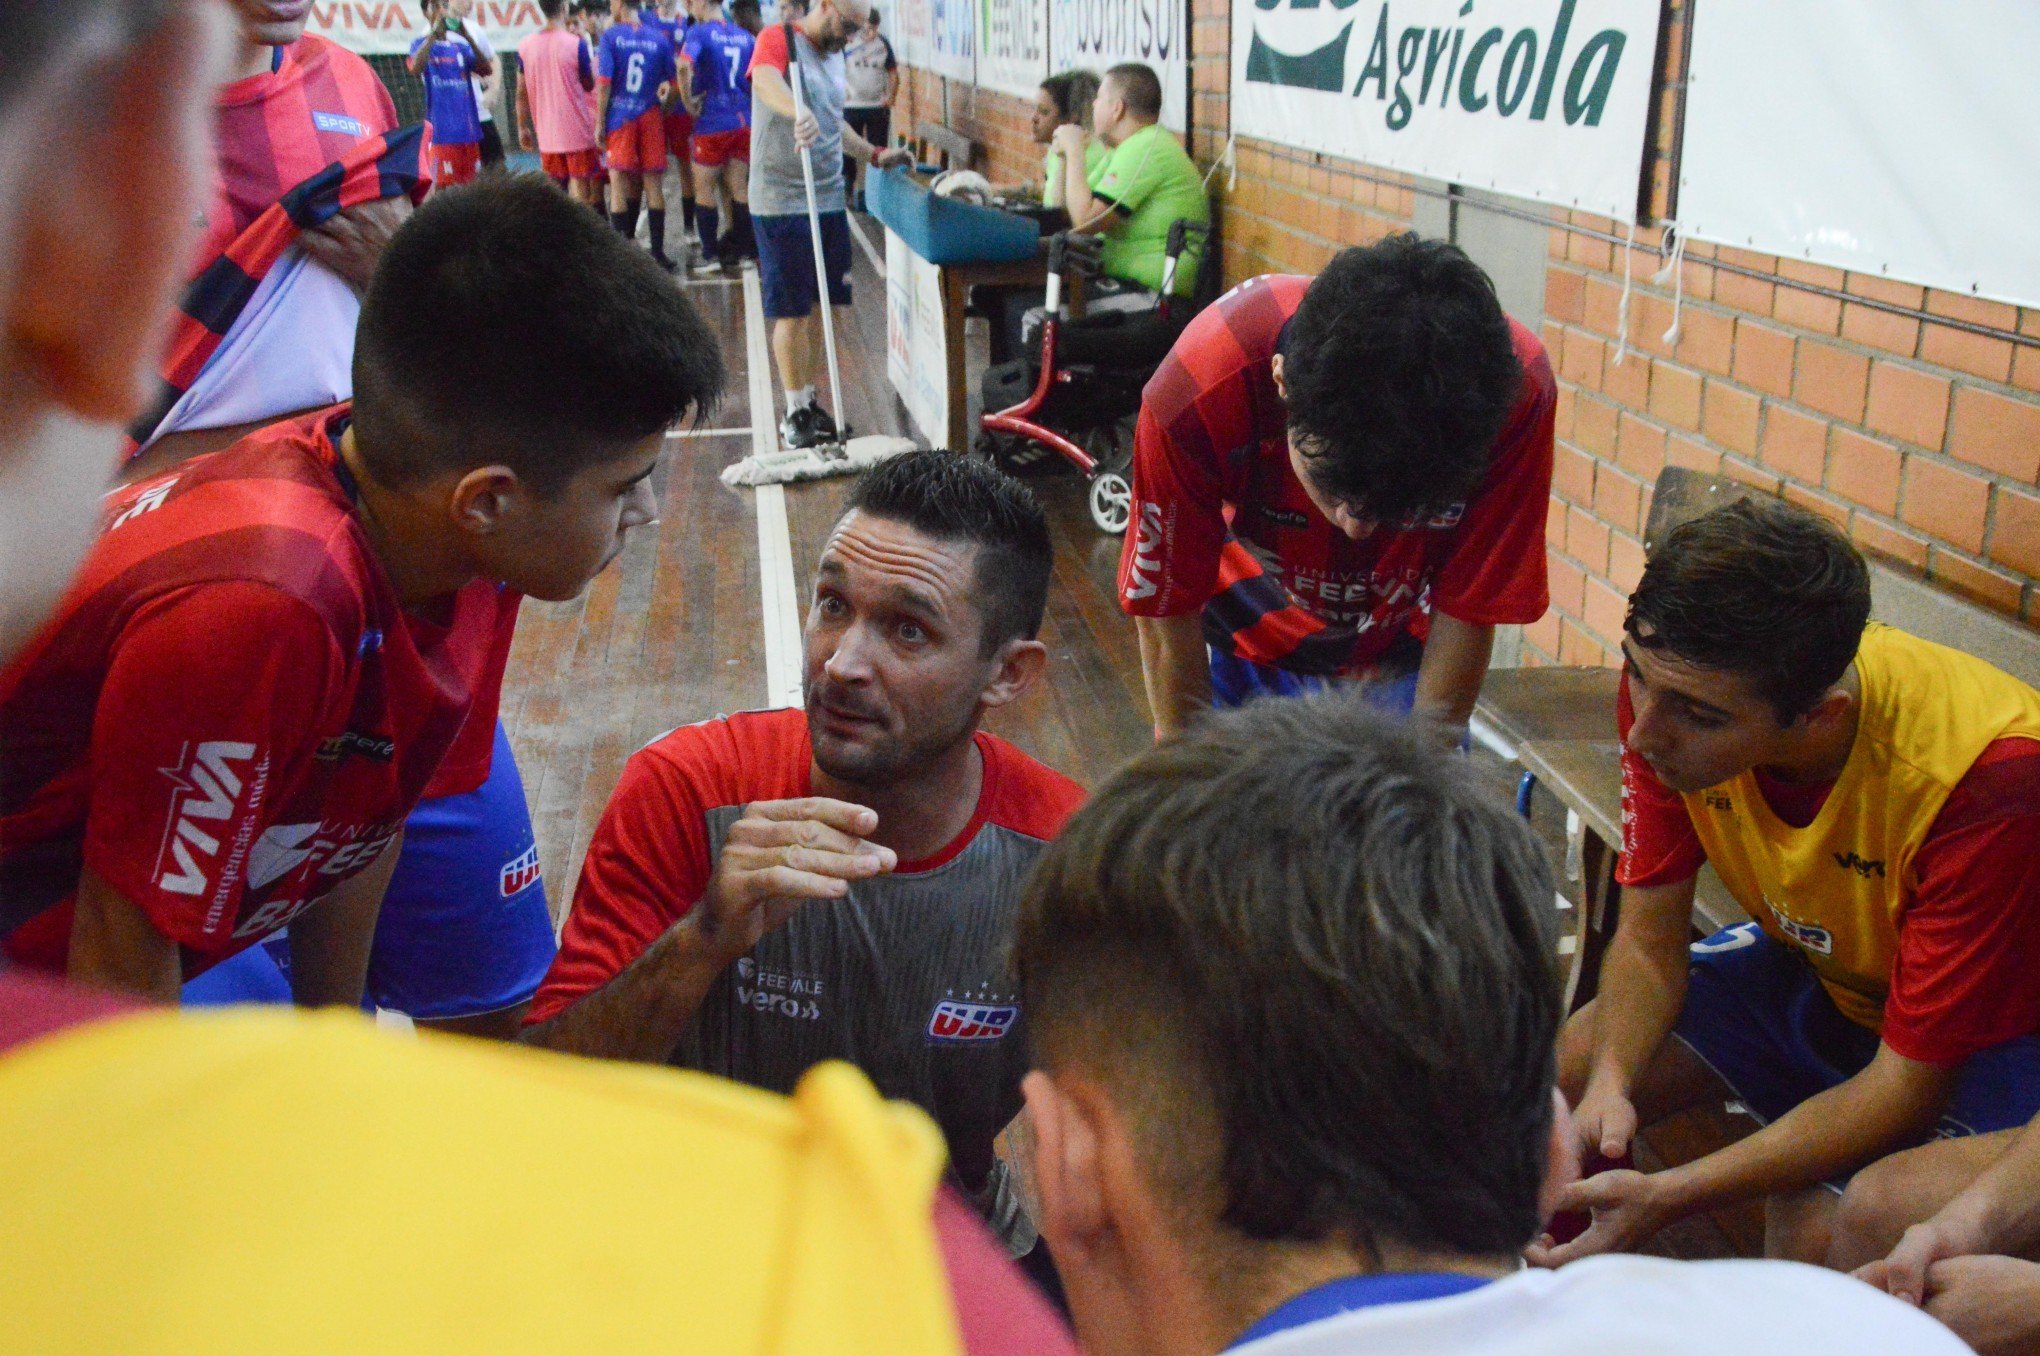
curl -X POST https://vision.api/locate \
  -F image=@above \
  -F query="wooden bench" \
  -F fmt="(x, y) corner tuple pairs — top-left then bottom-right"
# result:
(912, 121), (979, 173)
(1486, 466), (2040, 1009)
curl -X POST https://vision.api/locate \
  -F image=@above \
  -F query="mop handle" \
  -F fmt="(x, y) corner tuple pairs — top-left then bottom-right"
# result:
(790, 63), (845, 425)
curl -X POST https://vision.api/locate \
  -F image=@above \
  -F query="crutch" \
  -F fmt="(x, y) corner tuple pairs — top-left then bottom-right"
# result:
(790, 65), (848, 447)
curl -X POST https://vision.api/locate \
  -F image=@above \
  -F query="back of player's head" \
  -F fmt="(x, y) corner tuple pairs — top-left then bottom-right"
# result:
(1016, 695), (1561, 1264)
(730, 0), (762, 30)
(1042, 69), (1100, 126)
(1629, 497), (1871, 724)
(1281, 234), (1522, 526)
(1103, 63), (1162, 123)
(540, 0), (568, 17)
(352, 175), (723, 495)
(844, 451), (1051, 655)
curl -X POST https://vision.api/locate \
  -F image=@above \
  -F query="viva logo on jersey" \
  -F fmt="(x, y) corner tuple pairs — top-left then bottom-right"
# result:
(1244, 0), (1633, 133)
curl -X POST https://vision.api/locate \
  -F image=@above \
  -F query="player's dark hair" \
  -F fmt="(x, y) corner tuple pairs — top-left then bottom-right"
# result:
(1017, 696), (1560, 1265)
(353, 175), (723, 496)
(540, 0), (568, 16)
(868, 6), (880, 23)
(844, 451), (1052, 656)
(1103, 62), (1162, 122)
(1628, 497), (1871, 724)
(1279, 233), (1523, 526)
(1041, 69), (1100, 126)
(730, 0), (761, 30)
(0, 0), (164, 113)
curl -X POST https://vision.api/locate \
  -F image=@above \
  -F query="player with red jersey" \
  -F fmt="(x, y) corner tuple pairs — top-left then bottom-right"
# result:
(1119, 234), (1553, 743)
(525, 452), (1082, 1249)
(0, 177), (723, 1004)
(1533, 500), (2040, 1269)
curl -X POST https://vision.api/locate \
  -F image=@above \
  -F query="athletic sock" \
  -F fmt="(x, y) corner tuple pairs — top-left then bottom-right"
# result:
(648, 208), (668, 259)
(681, 196), (697, 236)
(728, 202), (754, 258)
(696, 206), (719, 260)
(785, 385), (815, 417)
(627, 199), (643, 241)
(610, 210), (632, 237)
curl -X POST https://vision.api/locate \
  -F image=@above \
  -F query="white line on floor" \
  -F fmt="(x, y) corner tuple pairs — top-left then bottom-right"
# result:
(741, 264), (806, 710)
(847, 211), (885, 280)
(666, 427), (755, 439)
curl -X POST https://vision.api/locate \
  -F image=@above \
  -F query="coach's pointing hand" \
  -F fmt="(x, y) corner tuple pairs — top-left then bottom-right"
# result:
(697, 799), (895, 961)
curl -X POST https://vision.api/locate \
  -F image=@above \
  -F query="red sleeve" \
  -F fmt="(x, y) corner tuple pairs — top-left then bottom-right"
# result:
(1117, 313), (1247, 618)
(1882, 740), (2040, 1067)
(1430, 323), (1554, 626)
(932, 1188), (1079, 1356)
(748, 23), (789, 77)
(526, 743), (714, 1025)
(83, 583), (346, 950)
(1613, 670), (1707, 889)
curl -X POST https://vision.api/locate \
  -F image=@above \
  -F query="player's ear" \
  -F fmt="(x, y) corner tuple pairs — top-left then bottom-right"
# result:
(449, 466), (525, 533)
(978, 636), (1047, 710)
(4, 1), (230, 423)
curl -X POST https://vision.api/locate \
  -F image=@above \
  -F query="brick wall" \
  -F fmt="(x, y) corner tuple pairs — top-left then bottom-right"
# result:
(897, 0), (2040, 664)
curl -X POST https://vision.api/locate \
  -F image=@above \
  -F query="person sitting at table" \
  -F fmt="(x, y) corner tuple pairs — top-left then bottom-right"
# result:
(1532, 497), (2040, 1270)
(978, 70), (1102, 368)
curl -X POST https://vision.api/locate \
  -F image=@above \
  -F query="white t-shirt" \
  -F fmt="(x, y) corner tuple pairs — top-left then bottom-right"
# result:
(1233, 1257), (1971, 1356)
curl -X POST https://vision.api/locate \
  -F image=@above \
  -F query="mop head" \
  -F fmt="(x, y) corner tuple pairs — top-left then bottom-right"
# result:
(719, 434), (918, 488)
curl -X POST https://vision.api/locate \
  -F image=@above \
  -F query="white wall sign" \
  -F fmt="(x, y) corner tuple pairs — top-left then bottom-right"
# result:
(976, 0), (1050, 100)
(1231, 0), (1661, 222)
(1050, 0), (1191, 131)
(1679, 0), (2040, 309)
(923, 0), (976, 81)
(307, 0), (542, 56)
(886, 230), (951, 447)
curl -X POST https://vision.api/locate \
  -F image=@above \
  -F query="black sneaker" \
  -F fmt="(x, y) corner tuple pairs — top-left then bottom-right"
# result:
(649, 250), (678, 273)
(780, 401), (840, 450)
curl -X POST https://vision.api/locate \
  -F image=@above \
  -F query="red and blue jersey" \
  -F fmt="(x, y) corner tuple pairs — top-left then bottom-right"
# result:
(1118, 274), (1554, 676)
(597, 19), (677, 133)
(410, 34), (483, 146)
(0, 408), (509, 980)
(682, 18), (755, 136)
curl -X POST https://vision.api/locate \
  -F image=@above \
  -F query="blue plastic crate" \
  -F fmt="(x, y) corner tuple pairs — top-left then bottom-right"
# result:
(866, 167), (1041, 267)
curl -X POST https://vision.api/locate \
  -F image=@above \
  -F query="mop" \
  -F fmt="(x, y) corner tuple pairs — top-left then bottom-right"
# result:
(721, 64), (914, 489)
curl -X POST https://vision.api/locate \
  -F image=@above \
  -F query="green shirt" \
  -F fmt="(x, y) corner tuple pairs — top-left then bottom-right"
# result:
(1087, 124), (1208, 296)
(1042, 139), (1108, 210)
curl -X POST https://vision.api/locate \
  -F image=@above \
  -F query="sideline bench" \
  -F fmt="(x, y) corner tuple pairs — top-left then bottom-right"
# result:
(912, 121), (979, 173)
(1483, 466), (2040, 1009)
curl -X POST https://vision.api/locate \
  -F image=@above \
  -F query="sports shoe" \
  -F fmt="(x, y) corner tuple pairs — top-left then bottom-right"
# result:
(779, 400), (840, 450)
(688, 257), (727, 279)
(649, 250), (678, 273)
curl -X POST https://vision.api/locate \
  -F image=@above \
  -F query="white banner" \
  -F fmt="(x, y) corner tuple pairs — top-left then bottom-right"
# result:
(976, 0), (1049, 99)
(892, 0), (933, 69)
(1050, 0), (1190, 131)
(307, 0), (543, 57)
(1231, 0), (1661, 222)
(1680, 1), (2040, 310)
(923, 0), (976, 81)
(886, 230), (951, 447)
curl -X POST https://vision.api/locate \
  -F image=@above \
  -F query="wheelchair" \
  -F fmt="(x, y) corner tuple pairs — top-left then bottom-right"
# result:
(975, 218), (1217, 533)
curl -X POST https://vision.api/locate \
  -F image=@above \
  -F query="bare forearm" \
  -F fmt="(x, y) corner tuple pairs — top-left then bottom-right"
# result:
(1943, 1115), (2040, 1257)
(754, 66), (796, 119)
(67, 868), (181, 1002)
(1136, 613), (1211, 740)
(1586, 883), (1698, 1089)
(288, 831), (400, 1009)
(1411, 613), (1493, 736)
(520, 914), (733, 1062)
(1664, 1059), (1954, 1220)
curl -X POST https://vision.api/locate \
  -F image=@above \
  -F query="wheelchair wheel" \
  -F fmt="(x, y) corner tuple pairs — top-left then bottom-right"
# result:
(1089, 470), (1132, 534)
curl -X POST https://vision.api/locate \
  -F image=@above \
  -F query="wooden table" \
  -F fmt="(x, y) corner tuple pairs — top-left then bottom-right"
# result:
(937, 255), (1051, 455)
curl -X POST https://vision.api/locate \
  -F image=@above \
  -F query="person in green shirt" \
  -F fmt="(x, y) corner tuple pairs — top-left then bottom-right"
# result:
(1052, 62), (1207, 297)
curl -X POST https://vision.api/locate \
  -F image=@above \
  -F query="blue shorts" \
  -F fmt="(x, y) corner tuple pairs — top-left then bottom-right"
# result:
(1207, 641), (1422, 718)
(1677, 924), (2040, 1159)
(181, 722), (556, 1021)
(754, 210), (852, 319)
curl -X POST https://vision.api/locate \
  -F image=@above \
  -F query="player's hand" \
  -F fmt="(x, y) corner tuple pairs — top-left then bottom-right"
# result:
(302, 195), (413, 293)
(518, 125), (536, 152)
(656, 79), (673, 105)
(1524, 1168), (1671, 1267)
(1857, 1216), (1990, 1308)
(793, 111), (820, 149)
(1571, 1071), (1640, 1162)
(695, 799), (896, 963)
(1906, 1256), (2040, 1356)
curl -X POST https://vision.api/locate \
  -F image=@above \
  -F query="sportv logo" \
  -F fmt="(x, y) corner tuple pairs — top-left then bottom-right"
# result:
(1245, 0), (1630, 133)
(154, 742), (269, 928)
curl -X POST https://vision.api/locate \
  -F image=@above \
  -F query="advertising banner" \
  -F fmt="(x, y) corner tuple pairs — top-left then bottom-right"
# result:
(1050, 0), (1190, 131)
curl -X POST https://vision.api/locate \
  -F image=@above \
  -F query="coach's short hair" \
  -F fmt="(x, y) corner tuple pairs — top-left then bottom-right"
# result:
(352, 175), (722, 496)
(1103, 63), (1162, 122)
(1016, 696), (1561, 1263)
(844, 451), (1052, 655)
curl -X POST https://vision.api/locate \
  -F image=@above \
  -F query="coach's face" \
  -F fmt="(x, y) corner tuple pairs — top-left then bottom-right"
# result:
(804, 511), (1004, 786)
(231, 0), (313, 47)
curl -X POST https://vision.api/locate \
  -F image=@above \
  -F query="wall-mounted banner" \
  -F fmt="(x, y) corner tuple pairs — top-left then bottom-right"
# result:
(307, 0), (543, 56)
(1679, 0), (2039, 309)
(892, 0), (933, 69)
(977, 0), (1050, 99)
(1050, 0), (1191, 131)
(1231, 0), (1661, 222)
(925, 0), (977, 81)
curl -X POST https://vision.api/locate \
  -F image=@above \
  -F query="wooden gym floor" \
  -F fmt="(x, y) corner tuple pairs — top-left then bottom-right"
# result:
(498, 218), (1758, 1260)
